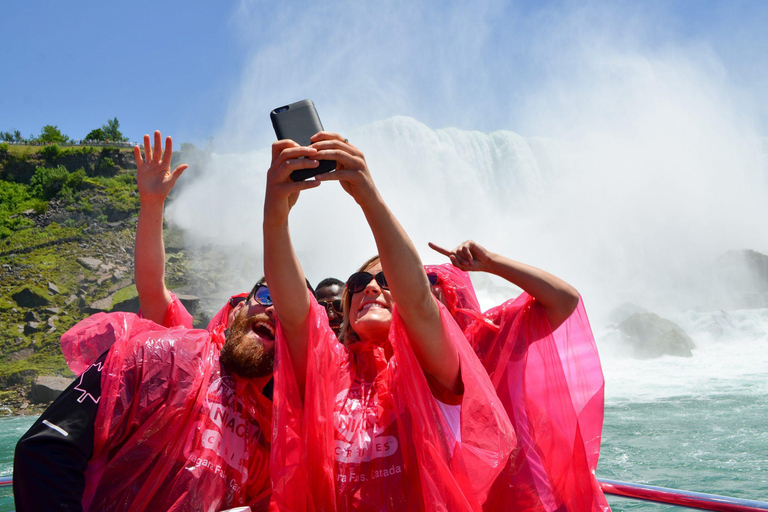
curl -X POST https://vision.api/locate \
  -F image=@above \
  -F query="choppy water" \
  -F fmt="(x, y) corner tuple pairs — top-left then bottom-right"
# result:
(1, 334), (766, 511)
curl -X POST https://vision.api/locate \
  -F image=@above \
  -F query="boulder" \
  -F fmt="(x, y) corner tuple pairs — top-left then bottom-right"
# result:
(11, 287), (51, 308)
(176, 294), (200, 315)
(709, 249), (768, 309)
(607, 302), (648, 325)
(24, 310), (40, 322)
(77, 257), (103, 271)
(48, 282), (60, 295)
(30, 376), (74, 403)
(87, 296), (114, 313)
(7, 347), (34, 362)
(24, 321), (41, 334)
(112, 295), (140, 314)
(618, 313), (696, 359)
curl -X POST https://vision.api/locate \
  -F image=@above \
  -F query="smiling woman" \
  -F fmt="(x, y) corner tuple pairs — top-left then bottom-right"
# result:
(263, 133), (516, 510)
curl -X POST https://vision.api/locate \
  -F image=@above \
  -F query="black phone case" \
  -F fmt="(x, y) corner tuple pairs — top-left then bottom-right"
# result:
(270, 99), (337, 181)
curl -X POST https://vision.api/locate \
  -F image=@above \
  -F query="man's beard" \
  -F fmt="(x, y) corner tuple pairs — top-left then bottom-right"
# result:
(219, 310), (274, 378)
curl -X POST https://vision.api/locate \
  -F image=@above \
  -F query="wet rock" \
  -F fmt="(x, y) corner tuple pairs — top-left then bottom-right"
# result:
(618, 313), (695, 359)
(24, 310), (40, 322)
(30, 376), (74, 403)
(45, 307), (60, 314)
(78, 257), (103, 271)
(11, 287), (51, 307)
(48, 282), (60, 294)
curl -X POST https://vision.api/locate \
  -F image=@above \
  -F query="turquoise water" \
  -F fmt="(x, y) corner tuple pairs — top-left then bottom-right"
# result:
(1, 394), (765, 511)
(1, 309), (766, 511)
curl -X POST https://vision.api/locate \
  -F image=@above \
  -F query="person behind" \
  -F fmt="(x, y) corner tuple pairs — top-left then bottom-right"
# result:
(14, 132), (277, 512)
(313, 277), (344, 336)
(263, 133), (515, 511)
(427, 240), (610, 511)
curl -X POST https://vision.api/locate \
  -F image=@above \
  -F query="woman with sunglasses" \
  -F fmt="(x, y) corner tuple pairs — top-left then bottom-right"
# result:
(264, 134), (515, 511)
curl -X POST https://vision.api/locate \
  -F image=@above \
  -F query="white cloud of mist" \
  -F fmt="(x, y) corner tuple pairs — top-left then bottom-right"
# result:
(167, 0), (768, 323)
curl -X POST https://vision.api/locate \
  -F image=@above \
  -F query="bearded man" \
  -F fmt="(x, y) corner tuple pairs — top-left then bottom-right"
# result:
(14, 132), (280, 512)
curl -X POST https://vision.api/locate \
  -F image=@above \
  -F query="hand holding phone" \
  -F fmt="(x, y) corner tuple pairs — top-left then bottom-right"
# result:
(270, 100), (336, 181)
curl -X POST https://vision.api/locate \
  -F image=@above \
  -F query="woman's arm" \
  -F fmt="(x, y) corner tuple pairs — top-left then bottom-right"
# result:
(133, 131), (187, 325)
(429, 240), (580, 330)
(263, 140), (322, 395)
(312, 133), (461, 394)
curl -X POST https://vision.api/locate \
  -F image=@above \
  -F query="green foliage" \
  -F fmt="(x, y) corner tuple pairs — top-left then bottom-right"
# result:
(100, 117), (127, 142)
(37, 125), (70, 144)
(94, 157), (116, 175)
(0, 130), (22, 142)
(181, 142), (198, 152)
(29, 165), (85, 201)
(0, 180), (35, 237)
(0, 142), (8, 153)
(39, 144), (64, 163)
(85, 127), (107, 141)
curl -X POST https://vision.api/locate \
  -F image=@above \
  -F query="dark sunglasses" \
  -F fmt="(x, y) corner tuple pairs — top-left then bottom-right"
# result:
(228, 284), (273, 308)
(345, 271), (439, 294)
(318, 299), (343, 315)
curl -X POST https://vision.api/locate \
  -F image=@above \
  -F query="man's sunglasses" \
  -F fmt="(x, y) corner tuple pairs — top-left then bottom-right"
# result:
(318, 299), (343, 315)
(345, 271), (439, 294)
(228, 284), (273, 308)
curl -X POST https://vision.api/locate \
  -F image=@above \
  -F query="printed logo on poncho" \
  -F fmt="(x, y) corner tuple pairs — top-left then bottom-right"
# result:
(184, 376), (263, 478)
(333, 386), (398, 463)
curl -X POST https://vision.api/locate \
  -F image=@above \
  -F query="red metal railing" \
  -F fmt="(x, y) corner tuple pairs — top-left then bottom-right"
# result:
(600, 478), (768, 512)
(3, 475), (768, 511)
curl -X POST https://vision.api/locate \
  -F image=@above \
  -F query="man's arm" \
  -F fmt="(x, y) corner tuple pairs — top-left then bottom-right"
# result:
(13, 352), (107, 512)
(133, 131), (187, 325)
(429, 240), (580, 330)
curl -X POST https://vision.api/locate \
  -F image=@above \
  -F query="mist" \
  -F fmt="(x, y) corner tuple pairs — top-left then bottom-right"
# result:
(166, 0), (768, 329)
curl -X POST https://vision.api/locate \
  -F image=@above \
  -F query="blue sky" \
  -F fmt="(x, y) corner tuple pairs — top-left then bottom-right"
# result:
(2, 0), (768, 147)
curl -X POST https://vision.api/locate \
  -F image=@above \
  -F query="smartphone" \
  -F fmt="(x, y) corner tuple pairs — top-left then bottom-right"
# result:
(270, 99), (336, 181)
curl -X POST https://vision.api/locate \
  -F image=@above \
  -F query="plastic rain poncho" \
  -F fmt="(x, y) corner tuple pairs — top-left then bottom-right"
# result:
(426, 264), (610, 512)
(270, 291), (516, 512)
(60, 295), (273, 512)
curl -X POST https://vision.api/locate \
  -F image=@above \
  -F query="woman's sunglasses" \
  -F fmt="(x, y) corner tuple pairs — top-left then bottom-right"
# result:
(345, 271), (439, 294)
(228, 284), (273, 308)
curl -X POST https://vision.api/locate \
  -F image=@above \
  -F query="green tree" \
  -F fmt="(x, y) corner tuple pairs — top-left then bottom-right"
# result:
(85, 128), (107, 141)
(0, 131), (13, 142)
(102, 117), (127, 142)
(37, 125), (70, 144)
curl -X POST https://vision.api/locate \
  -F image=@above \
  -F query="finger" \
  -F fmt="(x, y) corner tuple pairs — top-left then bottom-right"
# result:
(449, 254), (465, 269)
(270, 145), (317, 174)
(152, 131), (163, 162)
(169, 164), (188, 187)
(274, 157), (319, 183)
(143, 134), (151, 163)
(313, 148), (365, 169)
(133, 145), (143, 166)
(161, 136), (173, 167)
(310, 139), (363, 158)
(272, 139), (300, 161)
(428, 242), (452, 257)
(310, 131), (345, 143)
(458, 244), (474, 265)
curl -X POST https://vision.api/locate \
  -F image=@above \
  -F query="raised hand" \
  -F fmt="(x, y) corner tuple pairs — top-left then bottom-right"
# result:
(428, 240), (495, 272)
(309, 132), (378, 206)
(134, 130), (188, 204)
(264, 140), (323, 226)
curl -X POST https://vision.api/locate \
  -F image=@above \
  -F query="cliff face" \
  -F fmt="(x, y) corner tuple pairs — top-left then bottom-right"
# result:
(0, 145), (208, 414)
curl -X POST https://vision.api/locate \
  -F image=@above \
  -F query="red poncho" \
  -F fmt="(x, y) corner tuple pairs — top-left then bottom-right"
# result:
(426, 264), (610, 512)
(270, 291), (516, 511)
(60, 295), (273, 512)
